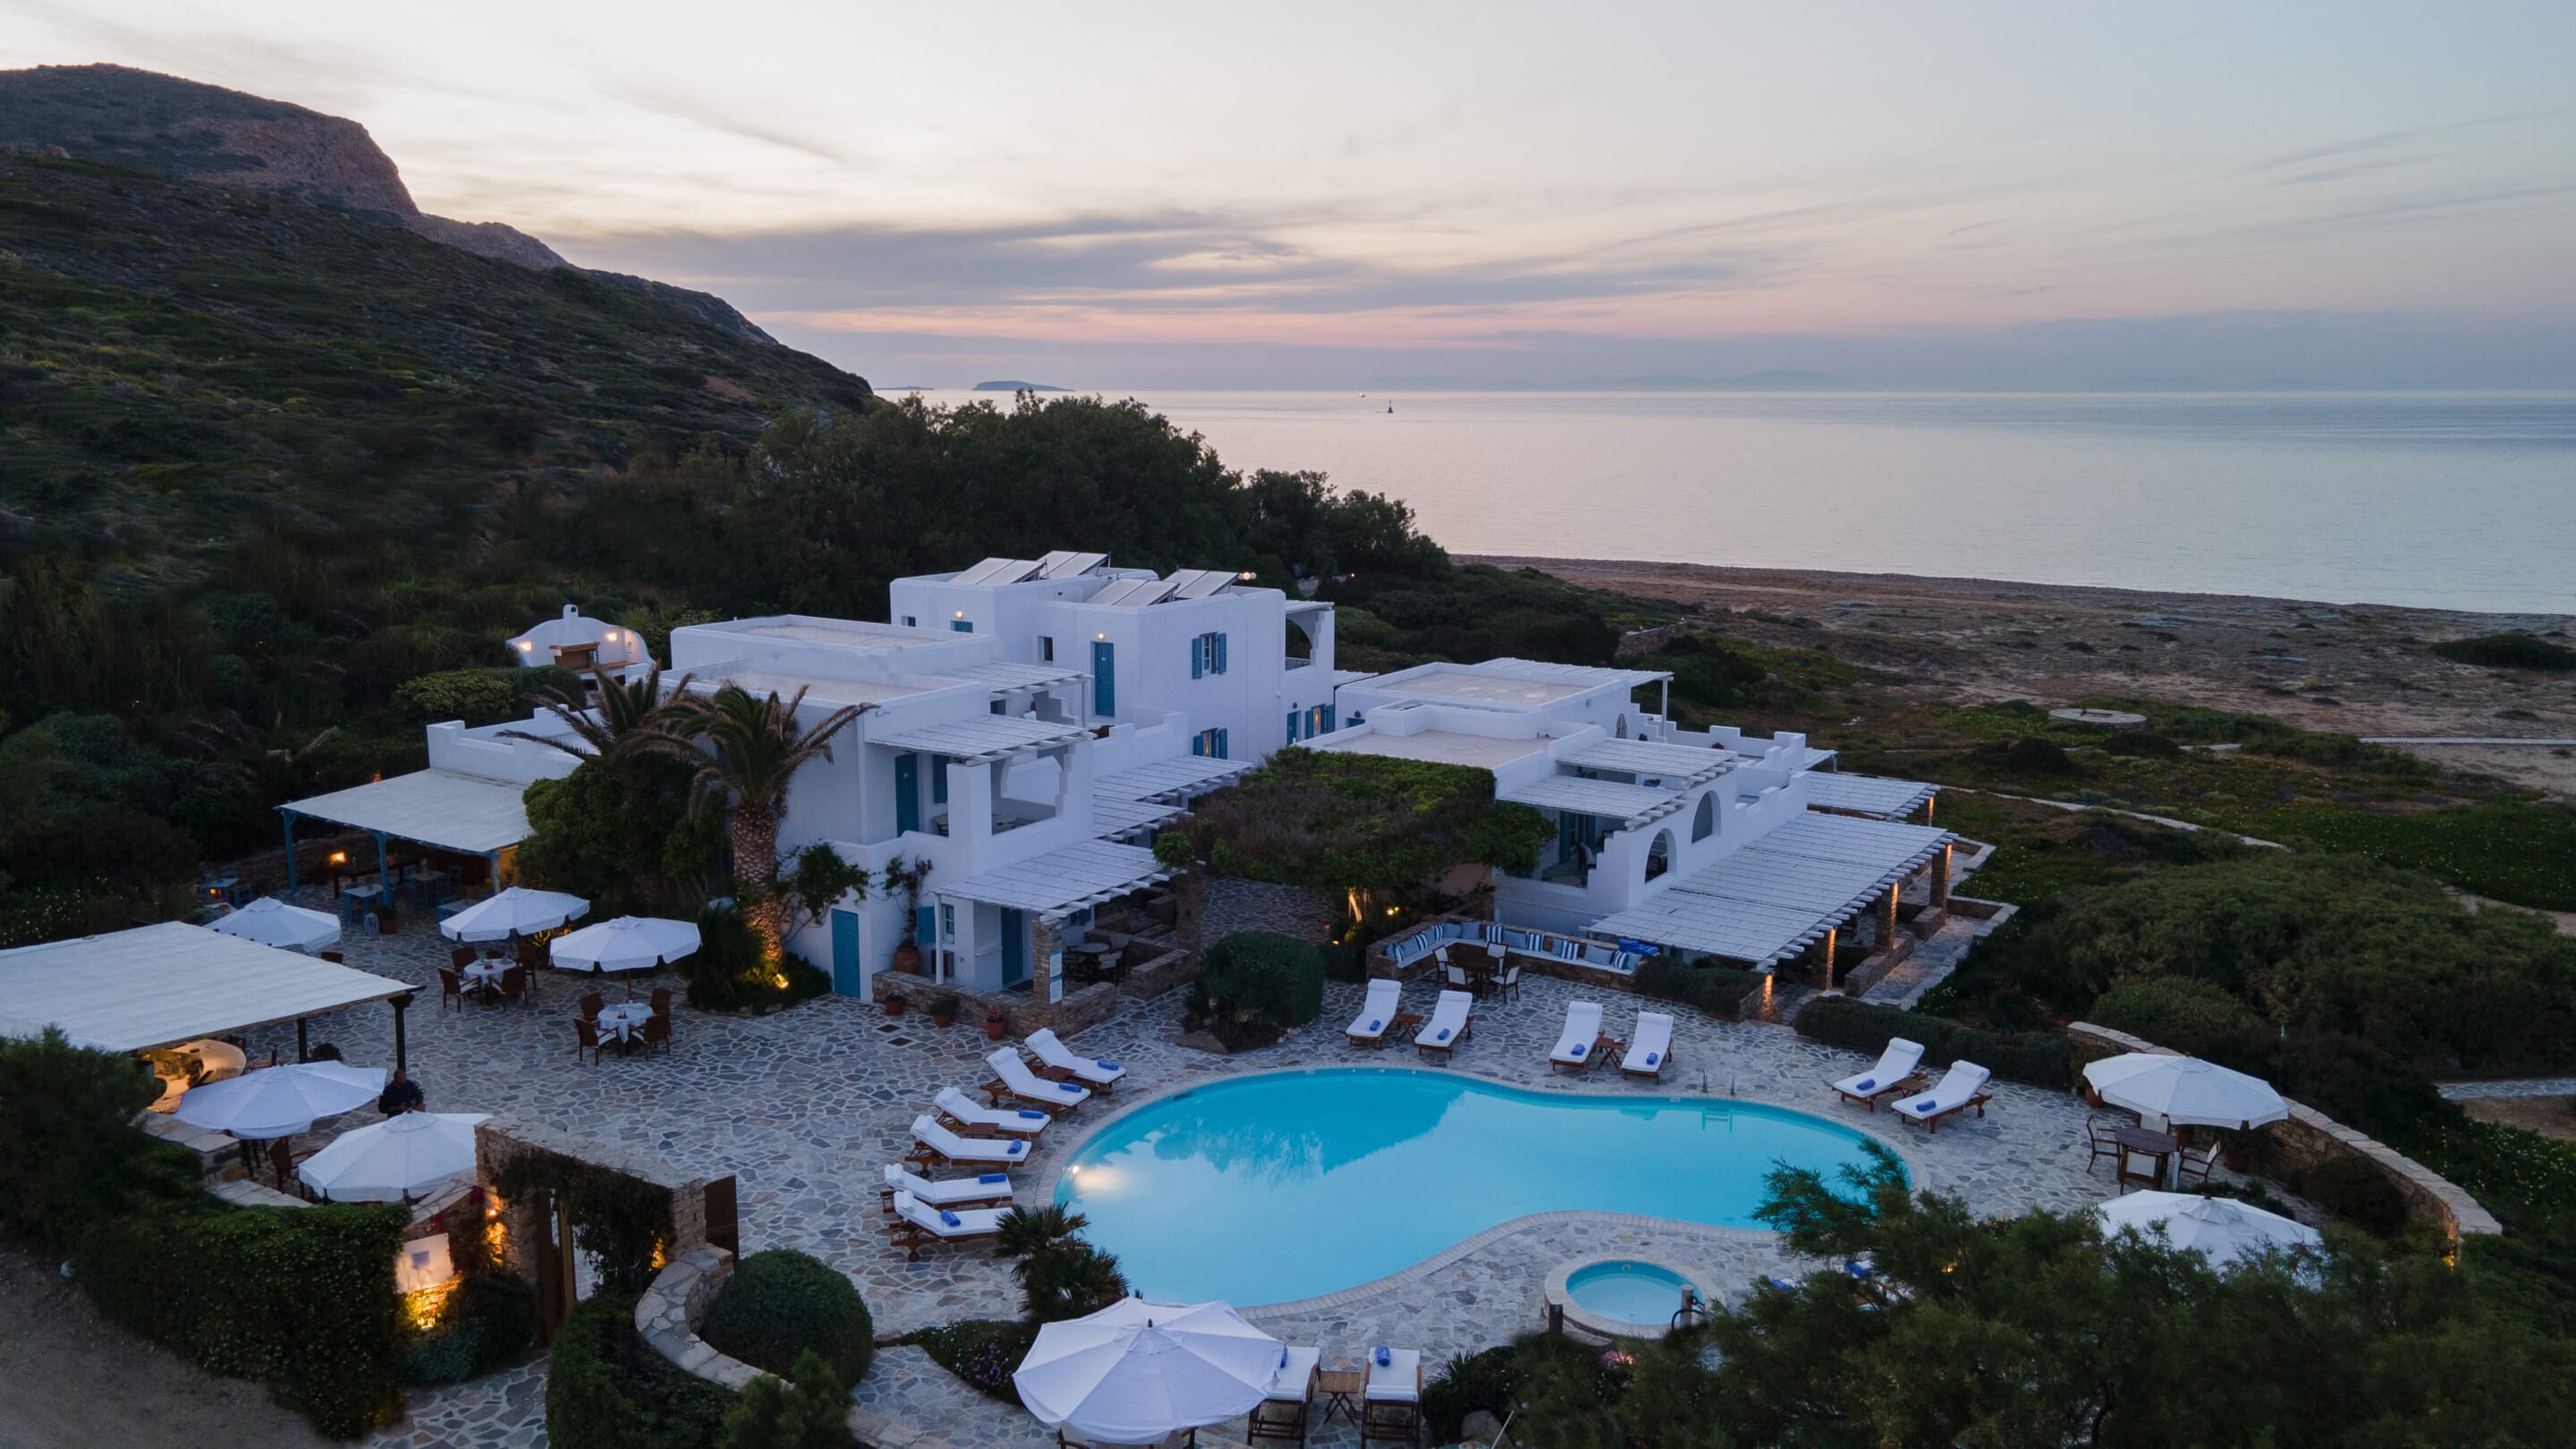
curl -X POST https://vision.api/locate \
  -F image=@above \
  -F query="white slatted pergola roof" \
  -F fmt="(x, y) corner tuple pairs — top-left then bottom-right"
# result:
(937, 841), (1177, 919)
(1800, 771), (1937, 820)
(1561, 739), (1738, 784)
(282, 768), (535, 854)
(0, 922), (414, 1053)
(950, 660), (1090, 694)
(1498, 775), (1689, 828)
(877, 716), (1089, 765)
(1096, 756), (1257, 802)
(1590, 813), (1955, 968)
(1089, 792), (1182, 840)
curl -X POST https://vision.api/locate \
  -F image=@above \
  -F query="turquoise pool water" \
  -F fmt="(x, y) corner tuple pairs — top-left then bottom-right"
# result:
(1566, 1260), (1695, 1328)
(1053, 1069), (1894, 1306)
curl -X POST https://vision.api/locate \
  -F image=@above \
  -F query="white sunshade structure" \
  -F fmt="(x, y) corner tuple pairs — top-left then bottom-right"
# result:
(1589, 813), (1956, 968)
(1096, 756), (1258, 804)
(549, 916), (701, 975)
(1013, 1298), (1284, 1445)
(878, 715), (1091, 767)
(2085, 1054), (2291, 1131)
(2096, 1191), (2321, 1270)
(298, 1112), (491, 1202)
(0, 922), (413, 1056)
(174, 1061), (386, 1140)
(207, 897), (341, 953)
(1799, 771), (1939, 821)
(942, 841), (1179, 922)
(1090, 792), (1185, 842)
(282, 768), (538, 858)
(440, 886), (591, 943)
(1499, 775), (1691, 829)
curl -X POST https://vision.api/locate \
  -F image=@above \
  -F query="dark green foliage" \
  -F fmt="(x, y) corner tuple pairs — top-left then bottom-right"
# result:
(72, 1195), (411, 1436)
(1319, 940), (1368, 983)
(1189, 749), (1548, 894)
(1628, 631), (1770, 722)
(2088, 976), (2271, 1063)
(718, 1350), (858, 1449)
(1321, 564), (1618, 668)
(1969, 733), (2077, 775)
(2148, 705), (2434, 775)
(2297, 1157), (2411, 1237)
(1187, 931), (1326, 1046)
(1632, 954), (1765, 1021)
(487, 1148), (675, 1294)
(2100, 730), (2183, 758)
(782, 843), (871, 935)
(390, 667), (534, 724)
(699, 1251), (874, 1390)
(2431, 632), (2576, 671)
(1793, 995), (2072, 1088)
(995, 1206), (1130, 1324)
(518, 758), (725, 915)
(677, 905), (831, 1013)
(899, 1320), (1038, 1405)
(1421, 1337), (1612, 1445)
(2252, 801), (2576, 912)
(405, 1272), (536, 1385)
(0, 1028), (162, 1244)
(545, 1291), (735, 1449)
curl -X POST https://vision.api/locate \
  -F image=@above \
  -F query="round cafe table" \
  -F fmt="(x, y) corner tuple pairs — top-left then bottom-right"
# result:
(462, 960), (508, 997)
(597, 1002), (654, 1046)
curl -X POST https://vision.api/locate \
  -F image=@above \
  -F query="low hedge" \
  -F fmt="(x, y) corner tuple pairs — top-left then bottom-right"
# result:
(1187, 931), (1326, 1047)
(72, 1195), (411, 1437)
(699, 1250), (874, 1389)
(1632, 955), (1765, 1021)
(2297, 1157), (2411, 1237)
(406, 1271), (536, 1386)
(2087, 977), (2270, 1064)
(900, 1319), (1038, 1405)
(547, 1290), (736, 1449)
(1792, 996), (2073, 1089)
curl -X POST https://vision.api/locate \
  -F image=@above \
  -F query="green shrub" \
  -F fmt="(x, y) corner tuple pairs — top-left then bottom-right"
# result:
(1423, 1343), (1521, 1444)
(2430, 632), (2576, 672)
(2297, 1157), (2410, 1237)
(900, 1319), (1038, 1405)
(682, 905), (831, 1013)
(405, 1272), (536, 1385)
(699, 1251), (874, 1390)
(546, 1291), (736, 1449)
(1632, 954), (1765, 1021)
(2087, 977), (2270, 1063)
(1793, 996), (2072, 1089)
(72, 1197), (411, 1437)
(718, 1349), (857, 1449)
(1319, 941), (1368, 982)
(391, 666), (536, 724)
(0, 1028), (163, 1244)
(1190, 749), (1549, 893)
(1969, 735), (2077, 775)
(1187, 930), (1326, 1046)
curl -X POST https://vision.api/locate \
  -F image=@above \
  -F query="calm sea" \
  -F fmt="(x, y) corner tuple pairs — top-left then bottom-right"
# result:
(891, 391), (2576, 614)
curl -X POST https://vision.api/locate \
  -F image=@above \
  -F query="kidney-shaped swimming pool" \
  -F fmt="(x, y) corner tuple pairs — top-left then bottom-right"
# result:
(1053, 1068), (1897, 1306)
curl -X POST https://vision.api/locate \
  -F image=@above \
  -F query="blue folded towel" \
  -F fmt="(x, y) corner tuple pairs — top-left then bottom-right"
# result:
(1367, 1020), (1382, 1031)
(978, 1173), (1008, 1184)
(1912, 1101), (1932, 1113)
(939, 1209), (962, 1227)
(1767, 1276), (1798, 1292)
(1373, 1345), (1391, 1368)
(1435, 1028), (1451, 1041)
(1569, 1043), (1585, 1057)
(1007, 1140), (1026, 1154)
(1097, 1060), (1121, 1071)
(1645, 1052), (1659, 1066)
(1018, 1110), (1046, 1120)
(1060, 1082), (1082, 1093)
(1855, 1079), (1875, 1091)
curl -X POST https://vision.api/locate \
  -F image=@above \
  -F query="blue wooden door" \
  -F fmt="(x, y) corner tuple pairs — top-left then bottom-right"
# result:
(894, 752), (919, 835)
(829, 909), (863, 996)
(999, 908), (1027, 986)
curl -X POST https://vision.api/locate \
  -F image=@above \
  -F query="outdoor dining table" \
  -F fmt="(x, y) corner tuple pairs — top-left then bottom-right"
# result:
(597, 1002), (655, 1048)
(462, 959), (509, 999)
(2115, 1124), (2181, 1189)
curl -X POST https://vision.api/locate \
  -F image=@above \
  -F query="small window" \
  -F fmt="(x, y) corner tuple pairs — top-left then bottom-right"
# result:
(1041, 636), (1055, 663)
(901, 615), (916, 628)
(952, 619), (973, 633)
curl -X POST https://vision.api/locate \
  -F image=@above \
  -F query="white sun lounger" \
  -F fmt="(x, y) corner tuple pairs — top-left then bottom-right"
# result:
(1832, 1038), (1928, 1110)
(936, 1086), (1052, 1138)
(1344, 979), (1408, 1046)
(985, 1046), (1093, 1113)
(1622, 1012), (1675, 1079)
(1248, 1344), (1323, 1445)
(1890, 1061), (1994, 1133)
(1027, 1028), (1126, 1089)
(881, 1164), (1014, 1212)
(889, 1189), (1008, 1260)
(1414, 990), (1473, 1060)
(1548, 1000), (1606, 1072)
(1359, 1345), (1424, 1445)
(910, 1113), (1032, 1169)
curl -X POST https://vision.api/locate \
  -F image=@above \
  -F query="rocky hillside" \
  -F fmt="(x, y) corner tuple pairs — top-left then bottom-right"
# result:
(0, 64), (564, 267)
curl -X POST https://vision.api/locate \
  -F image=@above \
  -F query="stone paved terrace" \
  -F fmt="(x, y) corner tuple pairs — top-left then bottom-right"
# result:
(229, 889), (2124, 1449)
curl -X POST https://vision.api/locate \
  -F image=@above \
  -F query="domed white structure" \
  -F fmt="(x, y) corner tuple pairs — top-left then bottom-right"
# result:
(506, 604), (650, 678)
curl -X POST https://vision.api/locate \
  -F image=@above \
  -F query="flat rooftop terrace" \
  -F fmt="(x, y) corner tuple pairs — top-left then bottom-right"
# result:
(1318, 729), (1554, 770)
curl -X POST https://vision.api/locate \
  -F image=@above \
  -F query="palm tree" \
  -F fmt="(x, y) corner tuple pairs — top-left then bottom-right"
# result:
(503, 660), (690, 778)
(648, 683), (865, 954)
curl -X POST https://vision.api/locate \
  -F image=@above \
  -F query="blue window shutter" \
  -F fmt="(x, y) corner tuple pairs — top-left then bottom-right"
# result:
(1286, 711), (1298, 743)
(894, 753), (919, 835)
(1325, 704), (1336, 733)
(1191, 732), (1205, 758)
(1092, 640), (1114, 716)
(1191, 634), (1203, 680)
(1216, 728), (1230, 760)
(1216, 632), (1228, 674)
(914, 904), (936, 945)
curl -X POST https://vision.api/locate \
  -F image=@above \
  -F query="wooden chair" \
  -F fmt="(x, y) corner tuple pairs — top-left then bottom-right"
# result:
(2086, 1117), (2123, 1174)
(436, 966), (465, 1013)
(578, 991), (606, 1021)
(496, 965), (528, 1007)
(318, 950), (344, 964)
(450, 945), (477, 972)
(649, 986), (673, 1015)
(2175, 1141), (2222, 1188)
(642, 1012), (672, 1058)
(573, 1017), (604, 1064)
(1496, 964), (1522, 1003)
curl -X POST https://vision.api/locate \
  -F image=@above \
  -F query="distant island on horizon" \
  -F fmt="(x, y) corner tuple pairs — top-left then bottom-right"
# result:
(972, 379), (1072, 392)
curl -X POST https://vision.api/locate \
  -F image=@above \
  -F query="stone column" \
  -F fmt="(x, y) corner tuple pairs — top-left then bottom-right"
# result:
(1882, 882), (1901, 950)
(1930, 844), (1952, 907)
(1809, 925), (1837, 990)
(1032, 915), (1062, 1023)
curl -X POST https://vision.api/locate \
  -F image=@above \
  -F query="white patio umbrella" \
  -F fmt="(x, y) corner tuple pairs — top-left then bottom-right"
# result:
(174, 1061), (387, 1140)
(1014, 1298), (1284, 1445)
(2084, 1053), (2290, 1131)
(206, 896), (341, 953)
(548, 916), (699, 998)
(297, 1112), (491, 1202)
(2097, 1191), (2322, 1269)
(438, 886), (589, 944)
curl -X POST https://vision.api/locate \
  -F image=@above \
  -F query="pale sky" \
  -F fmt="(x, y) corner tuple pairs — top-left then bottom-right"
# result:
(11, 2), (2576, 386)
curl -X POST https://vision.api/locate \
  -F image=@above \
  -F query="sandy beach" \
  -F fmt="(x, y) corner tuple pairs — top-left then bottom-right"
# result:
(1473, 556), (2576, 801)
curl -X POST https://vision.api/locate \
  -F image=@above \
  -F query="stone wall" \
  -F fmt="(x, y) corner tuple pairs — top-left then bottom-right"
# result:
(472, 1117), (712, 1282)
(2066, 1022), (2501, 1238)
(633, 1244), (769, 1393)
(867, 972), (1126, 1038)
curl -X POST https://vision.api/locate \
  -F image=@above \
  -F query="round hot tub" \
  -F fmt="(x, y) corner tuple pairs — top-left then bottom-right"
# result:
(1545, 1258), (1716, 1340)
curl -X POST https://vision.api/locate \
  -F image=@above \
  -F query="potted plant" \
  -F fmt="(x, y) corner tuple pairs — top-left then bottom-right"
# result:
(374, 902), (398, 935)
(884, 857), (932, 975)
(882, 992), (906, 1018)
(984, 1004), (1009, 1041)
(927, 993), (959, 1028)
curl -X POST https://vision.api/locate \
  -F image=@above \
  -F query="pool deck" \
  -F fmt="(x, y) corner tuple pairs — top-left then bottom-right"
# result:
(231, 898), (2121, 1449)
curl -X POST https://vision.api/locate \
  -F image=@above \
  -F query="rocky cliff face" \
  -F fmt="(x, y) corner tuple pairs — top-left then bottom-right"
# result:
(0, 63), (565, 268)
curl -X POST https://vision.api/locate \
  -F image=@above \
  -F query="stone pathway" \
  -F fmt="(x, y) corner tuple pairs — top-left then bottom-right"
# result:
(244, 890), (2119, 1449)
(2438, 1077), (2576, 1100)
(1861, 902), (2017, 1009)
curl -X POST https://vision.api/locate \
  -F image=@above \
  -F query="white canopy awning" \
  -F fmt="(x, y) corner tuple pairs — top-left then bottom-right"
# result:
(878, 716), (1089, 765)
(950, 660), (1090, 694)
(0, 922), (413, 1053)
(1560, 739), (1737, 784)
(1589, 813), (1955, 966)
(1090, 792), (1183, 840)
(282, 768), (535, 855)
(1800, 771), (1938, 820)
(1499, 775), (1689, 827)
(939, 841), (1177, 919)
(1096, 756), (1257, 802)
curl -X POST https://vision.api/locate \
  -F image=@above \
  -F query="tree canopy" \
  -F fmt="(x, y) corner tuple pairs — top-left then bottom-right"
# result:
(1182, 748), (1548, 896)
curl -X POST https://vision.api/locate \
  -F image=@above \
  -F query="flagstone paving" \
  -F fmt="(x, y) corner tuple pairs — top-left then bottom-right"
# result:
(252, 894), (2120, 1448)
